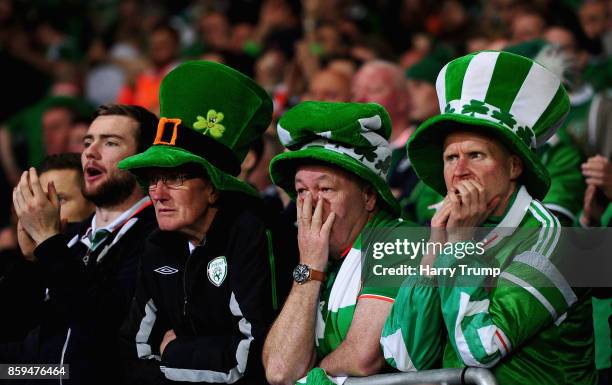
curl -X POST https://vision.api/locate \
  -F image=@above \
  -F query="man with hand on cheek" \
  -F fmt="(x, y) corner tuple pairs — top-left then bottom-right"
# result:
(382, 51), (597, 384)
(263, 101), (418, 385)
(427, 130), (518, 245)
(38, 153), (95, 226)
(10, 104), (158, 385)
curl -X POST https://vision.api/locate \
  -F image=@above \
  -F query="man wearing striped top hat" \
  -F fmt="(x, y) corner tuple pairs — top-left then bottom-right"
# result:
(381, 51), (596, 384)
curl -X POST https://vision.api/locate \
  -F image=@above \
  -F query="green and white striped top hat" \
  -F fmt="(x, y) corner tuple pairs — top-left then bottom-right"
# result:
(269, 101), (401, 216)
(407, 50), (570, 200)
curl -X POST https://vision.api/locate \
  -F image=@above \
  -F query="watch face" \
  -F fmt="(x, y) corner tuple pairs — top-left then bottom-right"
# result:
(293, 264), (310, 284)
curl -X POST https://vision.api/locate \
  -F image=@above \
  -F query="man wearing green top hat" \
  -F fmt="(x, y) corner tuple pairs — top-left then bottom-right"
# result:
(263, 101), (419, 384)
(381, 51), (597, 384)
(118, 60), (297, 384)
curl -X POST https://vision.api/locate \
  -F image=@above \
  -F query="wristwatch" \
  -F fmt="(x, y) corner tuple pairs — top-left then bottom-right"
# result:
(293, 264), (326, 284)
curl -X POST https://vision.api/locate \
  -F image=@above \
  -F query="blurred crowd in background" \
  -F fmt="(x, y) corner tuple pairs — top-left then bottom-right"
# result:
(0, 0), (611, 382)
(1, 0), (611, 277)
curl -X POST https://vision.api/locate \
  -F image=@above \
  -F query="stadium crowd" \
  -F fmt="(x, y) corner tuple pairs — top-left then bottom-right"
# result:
(0, 0), (611, 384)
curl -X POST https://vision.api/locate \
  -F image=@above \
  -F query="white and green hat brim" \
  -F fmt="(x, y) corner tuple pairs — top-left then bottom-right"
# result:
(408, 50), (569, 200)
(119, 145), (258, 197)
(269, 147), (401, 216)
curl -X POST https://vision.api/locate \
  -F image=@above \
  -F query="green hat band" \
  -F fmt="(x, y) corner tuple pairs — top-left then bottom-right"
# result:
(444, 99), (536, 148)
(158, 60), (273, 162)
(152, 117), (241, 175)
(277, 111), (393, 179)
(299, 137), (393, 178)
(436, 50), (569, 146)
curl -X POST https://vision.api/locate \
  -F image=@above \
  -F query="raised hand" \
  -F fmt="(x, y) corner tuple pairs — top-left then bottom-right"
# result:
(12, 168), (61, 245)
(581, 184), (607, 226)
(296, 191), (335, 271)
(582, 155), (612, 200)
(446, 180), (499, 242)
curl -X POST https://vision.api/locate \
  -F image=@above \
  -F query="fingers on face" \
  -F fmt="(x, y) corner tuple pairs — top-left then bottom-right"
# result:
(296, 193), (303, 221)
(48, 181), (58, 202)
(12, 187), (22, 215)
(433, 197), (452, 226)
(321, 212), (336, 235)
(438, 202), (452, 221)
(303, 191), (313, 223)
(462, 180), (482, 208)
(29, 167), (45, 197)
(311, 195), (323, 228)
(448, 187), (460, 206)
(454, 182), (471, 208)
(18, 171), (34, 201)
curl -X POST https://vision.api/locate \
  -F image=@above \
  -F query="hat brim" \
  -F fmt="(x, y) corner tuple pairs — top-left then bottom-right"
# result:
(118, 145), (258, 197)
(269, 147), (401, 216)
(407, 113), (550, 200)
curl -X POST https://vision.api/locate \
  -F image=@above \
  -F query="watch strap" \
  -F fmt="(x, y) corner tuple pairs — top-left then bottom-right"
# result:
(309, 268), (326, 282)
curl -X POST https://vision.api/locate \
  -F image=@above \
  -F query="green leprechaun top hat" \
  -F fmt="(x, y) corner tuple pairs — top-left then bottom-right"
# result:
(407, 50), (570, 200)
(269, 101), (401, 216)
(119, 60), (272, 196)
(405, 48), (452, 86)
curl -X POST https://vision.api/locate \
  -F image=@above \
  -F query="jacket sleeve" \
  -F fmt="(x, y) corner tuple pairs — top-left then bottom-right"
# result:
(33, 234), (90, 315)
(435, 226), (579, 368)
(380, 275), (445, 372)
(159, 214), (274, 383)
(34, 227), (144, 330)
(119, 256), (168, 385)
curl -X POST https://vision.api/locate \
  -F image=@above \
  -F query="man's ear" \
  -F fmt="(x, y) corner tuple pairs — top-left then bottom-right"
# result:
(363, 185), (377, 212)
(509, 155), (523, 180)
(207, 183), (220, 205)
(240, 150), (257, 179)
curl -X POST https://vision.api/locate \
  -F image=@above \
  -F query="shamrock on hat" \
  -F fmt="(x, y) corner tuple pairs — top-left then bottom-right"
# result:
(194, 110), (226, 138)
(407, 50), (570, 200)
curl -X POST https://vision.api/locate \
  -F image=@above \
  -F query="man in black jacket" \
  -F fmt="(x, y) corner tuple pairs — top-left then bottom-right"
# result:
(10, 104), (159, 385)
(117, 61), (297, 384)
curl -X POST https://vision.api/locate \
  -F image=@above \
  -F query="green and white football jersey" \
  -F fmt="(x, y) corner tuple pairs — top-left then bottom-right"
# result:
(381, 186), (596, 385)
(297, 210), (418, 385)
(316, 210), (416, 358)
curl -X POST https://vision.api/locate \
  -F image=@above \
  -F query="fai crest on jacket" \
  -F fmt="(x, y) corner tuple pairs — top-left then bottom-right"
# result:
(207, 256), (227, 287)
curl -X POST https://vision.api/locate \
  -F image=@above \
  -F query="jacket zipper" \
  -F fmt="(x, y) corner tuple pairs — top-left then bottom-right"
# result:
(182, 250), (200, 333)
(182, 252), (192, 316)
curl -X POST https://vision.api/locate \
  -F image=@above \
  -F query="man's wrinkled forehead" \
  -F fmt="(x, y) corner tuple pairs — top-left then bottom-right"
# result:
(442, 129), (510, 156)
(294, 163), (350, 183)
